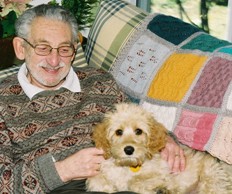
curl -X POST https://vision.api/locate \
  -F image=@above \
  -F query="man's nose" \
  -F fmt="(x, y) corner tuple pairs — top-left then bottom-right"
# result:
(46, 49), (61, 66)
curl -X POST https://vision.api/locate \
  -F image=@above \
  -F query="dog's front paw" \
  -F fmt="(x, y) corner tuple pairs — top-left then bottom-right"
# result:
(154, 187), (171, 194)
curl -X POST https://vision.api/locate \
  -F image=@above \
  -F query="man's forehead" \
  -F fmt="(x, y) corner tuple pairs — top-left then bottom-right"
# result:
(29, 17), (73, 43)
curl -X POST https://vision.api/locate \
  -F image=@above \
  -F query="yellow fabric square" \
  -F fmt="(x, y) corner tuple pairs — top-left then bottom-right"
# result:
(147, 53), (207, 102)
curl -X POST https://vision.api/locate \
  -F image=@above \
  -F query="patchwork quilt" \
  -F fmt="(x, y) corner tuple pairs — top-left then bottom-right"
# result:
(85, 0), (232, 164)
(113, 15), (232, 164)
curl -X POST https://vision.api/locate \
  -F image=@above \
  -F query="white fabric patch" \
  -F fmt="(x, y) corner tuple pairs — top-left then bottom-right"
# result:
(141, 101), (177, 131)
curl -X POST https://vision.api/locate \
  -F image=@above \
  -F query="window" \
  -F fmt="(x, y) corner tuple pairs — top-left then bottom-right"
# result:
(151, 0), (230, 41)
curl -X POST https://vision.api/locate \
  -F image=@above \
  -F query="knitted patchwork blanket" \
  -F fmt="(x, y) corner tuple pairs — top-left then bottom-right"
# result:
(108, 14), (232, 164)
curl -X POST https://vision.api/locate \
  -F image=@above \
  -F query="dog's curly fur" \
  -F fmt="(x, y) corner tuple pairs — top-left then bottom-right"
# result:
(86, 103), (232, 194)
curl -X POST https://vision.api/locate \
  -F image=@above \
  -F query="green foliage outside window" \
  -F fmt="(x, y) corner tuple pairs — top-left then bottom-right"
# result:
(61, 0), (100, 30)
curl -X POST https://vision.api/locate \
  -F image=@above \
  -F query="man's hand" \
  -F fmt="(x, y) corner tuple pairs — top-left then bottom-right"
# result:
(55, 147), (105, 182)
(161, 136), (185, 173)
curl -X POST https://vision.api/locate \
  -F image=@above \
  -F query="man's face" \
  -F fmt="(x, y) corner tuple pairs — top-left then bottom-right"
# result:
(24, 17), (76, 90)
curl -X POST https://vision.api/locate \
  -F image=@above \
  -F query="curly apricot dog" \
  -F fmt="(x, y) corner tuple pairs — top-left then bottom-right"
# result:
(86, 103), (232, 194)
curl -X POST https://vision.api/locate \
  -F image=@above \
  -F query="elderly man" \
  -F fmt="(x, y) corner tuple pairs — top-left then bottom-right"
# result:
(0, 4), (185, 194)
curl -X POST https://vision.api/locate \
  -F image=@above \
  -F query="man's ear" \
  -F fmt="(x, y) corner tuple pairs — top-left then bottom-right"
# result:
(13, 37), (26, 60)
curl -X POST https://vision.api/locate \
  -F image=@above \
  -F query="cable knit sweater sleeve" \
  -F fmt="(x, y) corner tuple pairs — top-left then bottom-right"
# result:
(0, 67), (130, 193)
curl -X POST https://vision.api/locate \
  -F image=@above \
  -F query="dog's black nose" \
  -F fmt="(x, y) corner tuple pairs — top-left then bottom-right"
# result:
(124, 146), (134, 155)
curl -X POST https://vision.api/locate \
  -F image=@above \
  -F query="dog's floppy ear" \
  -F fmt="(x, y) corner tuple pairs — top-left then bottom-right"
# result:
(147, 117), (168, 158)
(92, 120), (112, 159)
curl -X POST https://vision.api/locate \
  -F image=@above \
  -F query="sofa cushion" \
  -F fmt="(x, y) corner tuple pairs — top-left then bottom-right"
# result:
(86, 0), (232, 164)
(0, 65), (20, 81)
(85, 0), (149, 69)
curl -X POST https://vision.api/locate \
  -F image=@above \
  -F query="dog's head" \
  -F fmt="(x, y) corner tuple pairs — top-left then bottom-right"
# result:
(93, 103), (168, 167)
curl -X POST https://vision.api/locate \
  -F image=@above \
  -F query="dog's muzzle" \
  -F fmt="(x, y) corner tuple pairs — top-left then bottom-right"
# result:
(114, 145), (144, 167)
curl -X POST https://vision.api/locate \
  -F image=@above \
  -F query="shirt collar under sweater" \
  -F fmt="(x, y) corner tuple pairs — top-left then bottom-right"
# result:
(18, 63), (81, 99)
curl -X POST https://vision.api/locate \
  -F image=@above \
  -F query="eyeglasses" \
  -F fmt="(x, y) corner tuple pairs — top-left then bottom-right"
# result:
(22, 38), (76, 57)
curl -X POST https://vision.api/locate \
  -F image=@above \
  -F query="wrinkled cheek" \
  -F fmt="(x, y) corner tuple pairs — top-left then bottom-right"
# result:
(24, 49), (34, 61)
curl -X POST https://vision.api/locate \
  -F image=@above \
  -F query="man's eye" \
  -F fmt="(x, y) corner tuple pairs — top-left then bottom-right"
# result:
(115, 129), (123, 136)
(36, 45), (50, 51)
(59, 46), (72, 53)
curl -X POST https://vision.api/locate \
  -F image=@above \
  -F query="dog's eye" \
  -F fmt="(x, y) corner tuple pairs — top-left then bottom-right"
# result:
(115, 129), (123, 136)
(135, 128), (143, 135)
